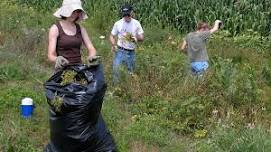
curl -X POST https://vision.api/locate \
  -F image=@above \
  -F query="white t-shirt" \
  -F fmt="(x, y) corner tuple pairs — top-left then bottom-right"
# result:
(111, 18), (144, 50)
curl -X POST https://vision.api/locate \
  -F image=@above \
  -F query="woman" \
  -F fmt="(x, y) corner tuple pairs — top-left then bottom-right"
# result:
(48, 0), (96, 71)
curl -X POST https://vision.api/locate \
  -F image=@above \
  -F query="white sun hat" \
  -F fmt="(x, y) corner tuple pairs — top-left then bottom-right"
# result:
(53, 0), (88, 21)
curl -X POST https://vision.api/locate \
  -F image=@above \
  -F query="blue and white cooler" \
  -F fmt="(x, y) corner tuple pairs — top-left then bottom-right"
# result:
(21, 97), (34, 118)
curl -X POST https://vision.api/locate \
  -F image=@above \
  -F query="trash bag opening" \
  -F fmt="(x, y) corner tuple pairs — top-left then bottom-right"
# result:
(59, 69), (89, 86)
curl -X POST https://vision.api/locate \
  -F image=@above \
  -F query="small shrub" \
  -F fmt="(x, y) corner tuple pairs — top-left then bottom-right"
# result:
(125, 115), (171, 146)
(0, 83), (45, 108)
(262, 63), (271, 87)
(0, 63), (25, 81)
(196, 127), (271, 152)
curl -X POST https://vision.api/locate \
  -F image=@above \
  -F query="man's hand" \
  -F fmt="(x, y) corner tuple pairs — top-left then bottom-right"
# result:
(111, 45), (117, 53)
(131, 36), (138, 43)
(55, 56), (69, 70)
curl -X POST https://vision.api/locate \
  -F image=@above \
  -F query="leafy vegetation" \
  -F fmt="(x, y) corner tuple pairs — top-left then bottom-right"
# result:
(14, 0), (271, 36)
(196, 126), (271, 152)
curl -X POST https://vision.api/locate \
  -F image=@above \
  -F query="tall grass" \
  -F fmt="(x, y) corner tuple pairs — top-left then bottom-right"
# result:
(14, 0), (271, 36)
(196, 126), (271, 152)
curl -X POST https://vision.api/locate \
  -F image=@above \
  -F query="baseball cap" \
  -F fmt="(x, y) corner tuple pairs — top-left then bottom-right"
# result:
(121, 4), (133, 16)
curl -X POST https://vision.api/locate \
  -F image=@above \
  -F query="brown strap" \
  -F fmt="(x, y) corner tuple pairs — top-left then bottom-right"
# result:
(55, 21), (64, 35)
(55, 21), (81, 36)
(75, 23), (81, 35)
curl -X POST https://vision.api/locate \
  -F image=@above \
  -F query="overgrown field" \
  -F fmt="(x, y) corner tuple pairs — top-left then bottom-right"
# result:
(1, 0), (271, 152)
(14, 0), (271, 35)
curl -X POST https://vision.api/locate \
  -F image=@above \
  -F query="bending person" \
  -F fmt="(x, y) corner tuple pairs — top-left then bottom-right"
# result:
(180, 20), (222, 75)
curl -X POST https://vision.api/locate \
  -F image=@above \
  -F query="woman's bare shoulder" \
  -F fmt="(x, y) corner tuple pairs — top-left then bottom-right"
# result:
(48, 24), (59, 37)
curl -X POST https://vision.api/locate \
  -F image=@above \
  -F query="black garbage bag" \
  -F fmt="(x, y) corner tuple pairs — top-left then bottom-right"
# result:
(44, 64), (116, 152)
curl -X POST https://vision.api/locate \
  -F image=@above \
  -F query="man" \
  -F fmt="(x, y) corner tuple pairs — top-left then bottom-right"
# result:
(180, 20), (222, 75)
(109, 4), (144, 84)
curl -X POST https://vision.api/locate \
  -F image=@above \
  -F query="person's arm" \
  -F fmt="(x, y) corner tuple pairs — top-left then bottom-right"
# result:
(110, 22), (118, 53)
(134, 23), (144, 42)
(210, 20), (222, 33)
(80, 26), (96, 60)
(134, 34), (144, 42)
(48, 25), (69, 69)
(47, 25), (59, 62)
(109, 34), (117, 52)
(180, 39), (187, 54)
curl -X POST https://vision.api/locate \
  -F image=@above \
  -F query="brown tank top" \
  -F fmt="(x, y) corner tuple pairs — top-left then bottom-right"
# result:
(55, 21), (83, 64)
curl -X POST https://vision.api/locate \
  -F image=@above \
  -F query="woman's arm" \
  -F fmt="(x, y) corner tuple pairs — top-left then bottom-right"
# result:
(80, 26), (96, 59)
(47, 25), (59, 62)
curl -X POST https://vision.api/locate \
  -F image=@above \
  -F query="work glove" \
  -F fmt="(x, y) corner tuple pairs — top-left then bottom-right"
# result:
(215, 20), (223, 28)
(215, 20), (222, 24)
(55, 56), (69, 70)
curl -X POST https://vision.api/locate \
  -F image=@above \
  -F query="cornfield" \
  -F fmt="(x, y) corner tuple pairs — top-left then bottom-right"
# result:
(15, 0), (271, 35)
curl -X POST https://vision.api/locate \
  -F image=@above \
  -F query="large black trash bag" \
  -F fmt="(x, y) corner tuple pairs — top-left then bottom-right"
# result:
(44, 64), (117, 152)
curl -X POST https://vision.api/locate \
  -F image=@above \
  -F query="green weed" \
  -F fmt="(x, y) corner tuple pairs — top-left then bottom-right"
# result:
(196, 126), (271, 152)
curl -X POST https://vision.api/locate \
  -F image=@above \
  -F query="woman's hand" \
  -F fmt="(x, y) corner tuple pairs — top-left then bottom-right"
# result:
(88, 55), (101, 63)
(55, 56), (69, 70)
